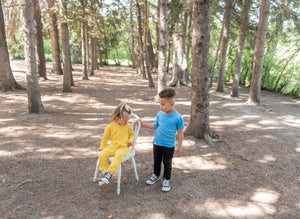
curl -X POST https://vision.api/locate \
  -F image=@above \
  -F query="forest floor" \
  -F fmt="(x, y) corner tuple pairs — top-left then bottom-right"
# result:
(0, 61), (299, 219)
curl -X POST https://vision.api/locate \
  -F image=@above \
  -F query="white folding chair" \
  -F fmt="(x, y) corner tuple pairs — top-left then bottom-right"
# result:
(92, 113), (141, 195)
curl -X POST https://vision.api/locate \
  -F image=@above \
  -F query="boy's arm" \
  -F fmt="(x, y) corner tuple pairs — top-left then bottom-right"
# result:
(176, 129), (184, 157)
(140, 120), (157, 129)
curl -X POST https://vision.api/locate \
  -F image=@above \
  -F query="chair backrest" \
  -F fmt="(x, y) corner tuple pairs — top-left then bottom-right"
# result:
(129, 113), (141, 152)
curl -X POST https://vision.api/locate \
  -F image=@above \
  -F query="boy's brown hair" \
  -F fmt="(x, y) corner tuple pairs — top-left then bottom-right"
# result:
(159, 88), (176, 102)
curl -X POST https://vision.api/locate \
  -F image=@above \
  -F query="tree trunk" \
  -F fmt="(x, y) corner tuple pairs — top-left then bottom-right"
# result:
(169, 33), (184, 87)
(216, 0), (233, 92)
(130, 0), (136, 69)
(46, 0), (63, 75)
(23, 0), (44, 113)
(156, 1), (160, 62)
(81, 3), (88, 80)
(231, 0), (252, 97)
(60, 0), (72, 92)
(157, 0), (168, 94)
(181, 11), (188, 85)
(97, 40), (104, 67)
(185, 0), (212, 143)
(185, 11), (193, 83)
(0, 1), (22, 91)
(136, 0), (146, 79)
(147, 29), (158, 70)
(33, 0), (47, 80)
(144, 0), (155, 87)
(90, 37), (97, 76)
(210, 24), (223, 88)
(247, 0), (271, 105)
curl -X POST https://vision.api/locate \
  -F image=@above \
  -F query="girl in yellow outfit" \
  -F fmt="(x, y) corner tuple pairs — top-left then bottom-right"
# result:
(97, 103), (134, 186)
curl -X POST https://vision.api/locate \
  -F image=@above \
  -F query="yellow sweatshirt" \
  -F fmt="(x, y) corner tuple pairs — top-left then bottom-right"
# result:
(100, 122), (134, 149)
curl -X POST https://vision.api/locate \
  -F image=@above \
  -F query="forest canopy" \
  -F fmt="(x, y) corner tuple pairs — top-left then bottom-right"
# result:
(2, 0), (300, 96)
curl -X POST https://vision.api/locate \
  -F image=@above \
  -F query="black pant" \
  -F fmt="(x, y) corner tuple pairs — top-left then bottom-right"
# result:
(153, 144), (175, 180)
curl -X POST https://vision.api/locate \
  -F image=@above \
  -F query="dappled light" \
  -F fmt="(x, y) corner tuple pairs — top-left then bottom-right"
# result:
(1, 64), (299, 218)
(173, 155), (227, 171)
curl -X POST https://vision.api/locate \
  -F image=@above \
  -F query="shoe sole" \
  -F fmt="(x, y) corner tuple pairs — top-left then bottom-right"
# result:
(162, 187), (170, 192)
(146, 178), (160, 185)
(98, 178), (110, 186)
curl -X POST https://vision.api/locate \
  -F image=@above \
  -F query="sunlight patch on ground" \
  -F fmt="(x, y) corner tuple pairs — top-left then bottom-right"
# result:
(135, 137), (154, 152)
(251, 188), (279, 204)
(212, 119), (243, 125)
(242, 115), (260, 118)
(140, 213), (166, 219)
(176, 101), (191, 106)
(222, 102), (245, 107)
(0, 118), (15, 122)
(246, 124), (262, 129)
(259, 119), (279, 125)
(173, 155), (227, 172)
(195, 195), (277, 217)
(279, 115), (300, 128)
(257, 154), (277, 163)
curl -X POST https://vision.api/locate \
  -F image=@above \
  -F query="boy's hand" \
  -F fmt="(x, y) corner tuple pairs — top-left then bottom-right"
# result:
(176, 147), (182, 157)
(96, 148), (102, 152)
(128, 142), (132, 147)
(137, 119), (143, 127)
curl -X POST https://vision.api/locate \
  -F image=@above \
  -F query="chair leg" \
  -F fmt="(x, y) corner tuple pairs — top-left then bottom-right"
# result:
(117, 165), (121, 195)
(131, 157), (139, 181)
(93, 159), (100, 182)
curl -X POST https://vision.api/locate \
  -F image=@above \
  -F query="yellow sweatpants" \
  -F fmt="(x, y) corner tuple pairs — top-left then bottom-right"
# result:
(98, 143), (129, 174)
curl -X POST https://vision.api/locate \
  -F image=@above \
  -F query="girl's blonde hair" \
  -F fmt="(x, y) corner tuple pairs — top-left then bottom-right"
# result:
(110, 103), (132, 121)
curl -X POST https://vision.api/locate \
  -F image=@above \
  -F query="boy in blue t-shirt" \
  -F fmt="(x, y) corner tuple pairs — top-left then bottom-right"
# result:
(140, 88), (184, 192)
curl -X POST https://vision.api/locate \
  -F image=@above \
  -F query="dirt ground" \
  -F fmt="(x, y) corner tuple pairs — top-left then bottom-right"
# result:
(0, 62), (299, 219)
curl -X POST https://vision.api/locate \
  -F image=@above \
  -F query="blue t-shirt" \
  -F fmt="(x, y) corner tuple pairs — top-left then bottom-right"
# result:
(153, 110), (185, 148)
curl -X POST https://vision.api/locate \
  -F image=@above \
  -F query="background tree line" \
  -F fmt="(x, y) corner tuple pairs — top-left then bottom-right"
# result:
(0, 0), (299, 141)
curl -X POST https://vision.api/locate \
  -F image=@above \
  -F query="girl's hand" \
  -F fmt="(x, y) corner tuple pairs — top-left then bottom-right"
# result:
(128, 142), (132, 147)
(96, 148), (102, 152)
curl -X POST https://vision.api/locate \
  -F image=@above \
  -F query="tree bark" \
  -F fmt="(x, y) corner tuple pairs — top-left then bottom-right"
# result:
(136, 0), (146, 79)
(185, 11), (193, 83)
(185, 0), (212, 142)
(169, 33), (183, 87)
(247, 0), (271, 105)
(210, 24), (223, 88)
(60, 0), (72, 92)
(157, 0), (168, 94)
(81, 2), (88, 80)
(231, 0), (252, 97)
(130, 0), (136, 68)
(216, 0), (233, 92)
(46, 0), (63, 75)
(23, 0), (44, 113)
(0, 0), (22, 91)
(33, 0), (47, 80)
(97, 40), (104, 67)
(90, 37), (98, 76)
(147, 29), (158, 70)
(144, 0), (155, 87)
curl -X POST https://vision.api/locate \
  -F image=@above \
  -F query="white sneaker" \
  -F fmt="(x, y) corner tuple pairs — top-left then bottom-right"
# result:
(162, 179), (170, 192)
(98, 172), (112, 186)
(146, 174), (160, 185)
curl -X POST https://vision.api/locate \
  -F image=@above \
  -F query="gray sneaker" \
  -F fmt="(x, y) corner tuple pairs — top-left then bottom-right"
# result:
(162, 179), (170, 192)
(146, 174), (160, 185)
(98, 172), (112, 186)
